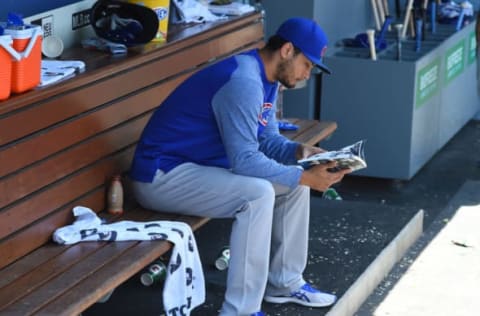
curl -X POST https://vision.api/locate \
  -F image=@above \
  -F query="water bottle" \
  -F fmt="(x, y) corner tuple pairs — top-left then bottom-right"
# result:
(107, 174), (124, 215)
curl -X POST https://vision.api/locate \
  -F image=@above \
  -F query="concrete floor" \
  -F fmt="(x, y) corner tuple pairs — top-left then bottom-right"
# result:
(357, 180), (480, 316)
(84, 119), (480, 316)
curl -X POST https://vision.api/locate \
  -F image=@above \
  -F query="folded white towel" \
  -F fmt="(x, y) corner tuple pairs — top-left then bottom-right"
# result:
(171, 0), (223, 23)
(39, 60), (86, 87)
(53, 206), (205, 315)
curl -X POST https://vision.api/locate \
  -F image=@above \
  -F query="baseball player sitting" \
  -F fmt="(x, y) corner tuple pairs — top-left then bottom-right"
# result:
(129, 17), (351, 316)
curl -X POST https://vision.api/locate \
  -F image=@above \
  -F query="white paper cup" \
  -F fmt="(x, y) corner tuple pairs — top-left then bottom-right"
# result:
(42, 36), (64, 58)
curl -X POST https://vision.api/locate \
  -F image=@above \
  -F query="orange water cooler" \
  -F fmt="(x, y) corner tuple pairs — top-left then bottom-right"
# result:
(0, 35), (14, 100)
(4, 25), (43, 94)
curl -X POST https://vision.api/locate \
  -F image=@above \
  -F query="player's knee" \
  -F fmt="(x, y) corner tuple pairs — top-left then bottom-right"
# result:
(248, 178), (275, 205)
(297, 184), (310, 198)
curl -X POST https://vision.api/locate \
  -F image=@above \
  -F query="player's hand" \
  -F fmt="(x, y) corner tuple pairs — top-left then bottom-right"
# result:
(296, 144), (325, 160)
(300, 161), (351, 192)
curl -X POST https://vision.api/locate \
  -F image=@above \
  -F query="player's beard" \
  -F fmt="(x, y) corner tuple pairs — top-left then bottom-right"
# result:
(276, 57), (297, 89)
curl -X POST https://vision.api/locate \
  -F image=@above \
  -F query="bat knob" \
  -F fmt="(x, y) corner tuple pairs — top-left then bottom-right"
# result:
(366, 29), (377, 61)
(394, 23), (403, 35)
(394, 24), (403, 61)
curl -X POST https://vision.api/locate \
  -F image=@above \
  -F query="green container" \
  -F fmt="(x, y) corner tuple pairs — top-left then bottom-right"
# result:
(140, 260), (167, 286)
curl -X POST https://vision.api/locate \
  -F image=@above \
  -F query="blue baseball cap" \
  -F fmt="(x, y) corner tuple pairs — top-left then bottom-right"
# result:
(275, 17), (331, 74)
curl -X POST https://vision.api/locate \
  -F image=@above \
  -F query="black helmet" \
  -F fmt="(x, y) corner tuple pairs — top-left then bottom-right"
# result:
(90, 0), (159, 46)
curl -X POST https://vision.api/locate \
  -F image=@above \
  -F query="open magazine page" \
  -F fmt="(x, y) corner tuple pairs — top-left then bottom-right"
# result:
(298, 140), (367, 172)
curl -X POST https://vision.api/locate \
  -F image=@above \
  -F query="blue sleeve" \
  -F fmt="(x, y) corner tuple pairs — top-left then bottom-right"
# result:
(212, 78), (302, 189)
(258, 108), (300, 165)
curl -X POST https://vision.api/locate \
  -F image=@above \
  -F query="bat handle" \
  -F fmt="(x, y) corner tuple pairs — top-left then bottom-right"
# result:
(377, 15), (393, 47)
(415, 19), (423, 52)
(431, 2), (436, 34)
(456, 9), (466, 31)
(366, 29), (377, 61)
(395, 0), (401, 19)
(394, 24), (403, 61)
(402, 0), (414, 38)
(370, 0), (381, 30)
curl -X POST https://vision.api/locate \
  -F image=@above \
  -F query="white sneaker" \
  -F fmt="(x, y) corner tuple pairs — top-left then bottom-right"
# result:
(264, 283), (337, 307)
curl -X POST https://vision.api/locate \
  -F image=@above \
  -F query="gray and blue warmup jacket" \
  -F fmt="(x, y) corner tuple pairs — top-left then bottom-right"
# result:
(129, 49), (303, 189)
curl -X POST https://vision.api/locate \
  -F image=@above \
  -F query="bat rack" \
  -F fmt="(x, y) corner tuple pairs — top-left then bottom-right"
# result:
(319, 20), (479, 180)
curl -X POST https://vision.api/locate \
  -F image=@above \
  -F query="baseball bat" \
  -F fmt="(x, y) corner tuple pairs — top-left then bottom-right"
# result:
(431, 2), (437, 33)
(370, 0), (381, 30)
(456, 7), (466, 31)
(409, 12), (416, 38)
(376, 0), (386, 25)
(382, 0), (390, 16)
(422, 0), (429, 10)
(366, 29), (377, 61)
(415, 19), (423, 52)
(394, 24), (403, 61)
(395, 0), (401, 18)
(382, 0), (392, 31)
(402, 0), (415, 38)
(376, 15), (393, 49)
(421, 0), (428, 40)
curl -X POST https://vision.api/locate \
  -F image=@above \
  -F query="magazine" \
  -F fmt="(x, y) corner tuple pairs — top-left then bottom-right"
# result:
(298, 140), (367, 172)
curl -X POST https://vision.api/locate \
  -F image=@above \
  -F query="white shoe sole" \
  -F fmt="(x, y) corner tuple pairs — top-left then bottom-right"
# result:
(263, 295), (336, 307)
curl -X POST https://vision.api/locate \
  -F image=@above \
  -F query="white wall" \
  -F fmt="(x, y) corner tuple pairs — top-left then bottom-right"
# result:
(23, 0), (96, 50)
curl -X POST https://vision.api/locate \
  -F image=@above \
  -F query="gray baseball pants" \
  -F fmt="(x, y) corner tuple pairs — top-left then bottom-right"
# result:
(131, 162), (310, 316)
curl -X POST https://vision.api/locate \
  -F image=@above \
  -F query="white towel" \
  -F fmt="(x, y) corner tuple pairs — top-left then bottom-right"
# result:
(53, 206), (205, 316)
(171, 0), (224, 23)
(39, 60), (86, 87)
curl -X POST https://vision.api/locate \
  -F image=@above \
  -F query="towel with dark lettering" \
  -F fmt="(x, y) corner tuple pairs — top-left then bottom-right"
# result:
(53, 206), (205, 316)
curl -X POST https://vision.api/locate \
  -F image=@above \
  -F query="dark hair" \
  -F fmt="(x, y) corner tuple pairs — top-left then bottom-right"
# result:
(264, 35), (302, 55)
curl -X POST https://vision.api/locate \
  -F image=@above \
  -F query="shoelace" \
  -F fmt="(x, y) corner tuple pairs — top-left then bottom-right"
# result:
(291, 290), (311, 302)
(301, 283), (319, 293)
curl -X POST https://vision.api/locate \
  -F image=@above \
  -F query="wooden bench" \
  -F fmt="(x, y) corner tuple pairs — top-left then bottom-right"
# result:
(0, 12), (336, 316)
